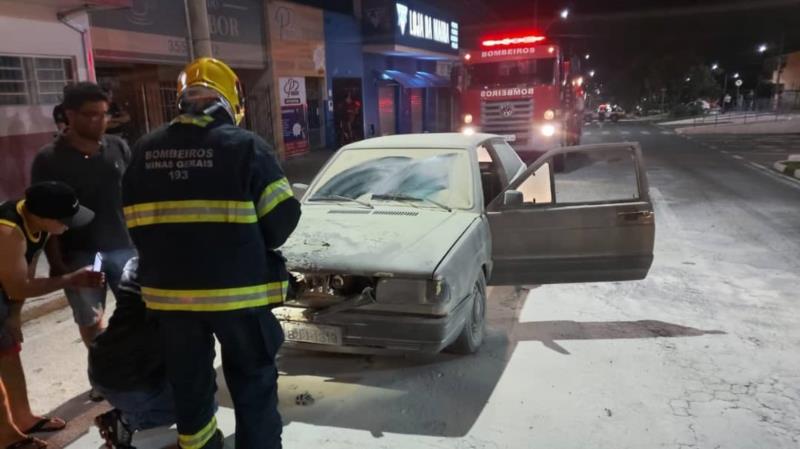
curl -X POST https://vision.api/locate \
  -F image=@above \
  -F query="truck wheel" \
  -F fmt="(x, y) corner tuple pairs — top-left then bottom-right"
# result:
(448, 272), (487, 355)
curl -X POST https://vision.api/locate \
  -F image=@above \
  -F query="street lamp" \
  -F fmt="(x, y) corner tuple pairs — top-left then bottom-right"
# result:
(589, 70), (595, 77)
(758, 44), (768, 53)
(584, 53), (590, 60)
(560, 8), (569, 19)
(685, 77), (691, 82)
(733, 73), (740, 79)
(711, 63), (719, 70)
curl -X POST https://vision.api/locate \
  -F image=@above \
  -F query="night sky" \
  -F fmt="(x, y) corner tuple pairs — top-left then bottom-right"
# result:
(438, 0), (800, 103)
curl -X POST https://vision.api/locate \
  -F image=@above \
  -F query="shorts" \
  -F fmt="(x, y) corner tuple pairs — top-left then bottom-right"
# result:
(0, 294), (21, 357)
(64, 248), (137, 327)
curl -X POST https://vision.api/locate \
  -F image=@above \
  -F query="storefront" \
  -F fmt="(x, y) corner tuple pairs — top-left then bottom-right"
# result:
(88, 0), (270, 142)
(0, 0), (127, 200)
(266, 1), (327, 159)
(324, 11), (365, 148)
(361, 0), (458, 137)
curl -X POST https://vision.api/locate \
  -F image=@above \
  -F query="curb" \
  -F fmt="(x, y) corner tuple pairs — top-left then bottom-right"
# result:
(21, 291), (69, 324)
(773, 156), (800, 180)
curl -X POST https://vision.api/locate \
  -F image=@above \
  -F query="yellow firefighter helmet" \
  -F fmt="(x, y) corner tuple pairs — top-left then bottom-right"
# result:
(177, 57), (245, 125)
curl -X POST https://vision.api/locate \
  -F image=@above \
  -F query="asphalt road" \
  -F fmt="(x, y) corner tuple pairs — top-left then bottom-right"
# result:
(24, 122), (800, 448)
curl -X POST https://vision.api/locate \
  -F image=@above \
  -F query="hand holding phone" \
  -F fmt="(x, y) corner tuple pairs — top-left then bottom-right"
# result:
(92, 253), (103, 272)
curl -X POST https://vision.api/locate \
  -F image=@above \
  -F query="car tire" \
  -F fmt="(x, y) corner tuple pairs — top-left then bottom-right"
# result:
(448, 271), (487, 355)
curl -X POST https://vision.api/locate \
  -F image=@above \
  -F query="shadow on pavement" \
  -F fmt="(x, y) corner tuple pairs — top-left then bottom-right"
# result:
(214, 286), (725, 439)
(40, 388), (110, 448)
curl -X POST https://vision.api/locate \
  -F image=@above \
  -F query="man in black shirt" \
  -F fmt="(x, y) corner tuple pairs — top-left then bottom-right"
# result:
(31, 82), (136, 352)
(90, 258), (175, 449)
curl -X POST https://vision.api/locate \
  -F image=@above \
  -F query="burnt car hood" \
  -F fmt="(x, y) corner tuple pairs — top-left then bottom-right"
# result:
(282, 206), (478, 277)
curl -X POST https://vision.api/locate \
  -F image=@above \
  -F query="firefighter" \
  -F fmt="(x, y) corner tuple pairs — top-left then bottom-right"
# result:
(121, 57), (300, 449)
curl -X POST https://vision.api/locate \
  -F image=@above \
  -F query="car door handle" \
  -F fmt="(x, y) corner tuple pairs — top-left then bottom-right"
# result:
(617, 210), (653, 221)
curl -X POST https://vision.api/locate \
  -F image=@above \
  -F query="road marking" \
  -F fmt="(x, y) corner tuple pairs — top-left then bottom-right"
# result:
(709, 145), (718, 149)
(621, 131), (631, 135)
(584, 131), (592, 136)
(720, 150), (730, 154)
(732, 155), (744, 160)
(640, 130), (651, 135)
(660, 130), (672, 135)
(602, 131), (610, 135)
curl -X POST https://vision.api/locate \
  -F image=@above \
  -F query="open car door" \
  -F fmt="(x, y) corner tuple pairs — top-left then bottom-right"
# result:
(487, 142), (655, 285)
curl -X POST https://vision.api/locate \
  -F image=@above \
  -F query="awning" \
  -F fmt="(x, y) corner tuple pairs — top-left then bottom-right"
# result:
(415, 71), (451, 88)
(380, 70), (429, 89)
(380, 70), (452, 89)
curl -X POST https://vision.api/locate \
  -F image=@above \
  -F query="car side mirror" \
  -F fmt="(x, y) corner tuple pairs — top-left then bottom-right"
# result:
(503, 190), (523, 208)
(292, 183), (309, 198)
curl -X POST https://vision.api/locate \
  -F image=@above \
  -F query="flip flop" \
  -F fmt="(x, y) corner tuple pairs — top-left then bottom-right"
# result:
(5, 437), (47, 449)
(23, 417), (66, 434)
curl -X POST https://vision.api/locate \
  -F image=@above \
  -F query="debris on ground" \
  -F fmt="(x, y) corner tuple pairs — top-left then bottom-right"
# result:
(295, 392), (315, 406)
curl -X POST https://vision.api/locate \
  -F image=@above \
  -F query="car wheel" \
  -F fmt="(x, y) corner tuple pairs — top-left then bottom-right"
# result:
(448, 271), (487, 355)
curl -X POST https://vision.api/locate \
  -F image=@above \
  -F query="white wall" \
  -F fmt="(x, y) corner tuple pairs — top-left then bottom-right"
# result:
(0, 1), (90, 137)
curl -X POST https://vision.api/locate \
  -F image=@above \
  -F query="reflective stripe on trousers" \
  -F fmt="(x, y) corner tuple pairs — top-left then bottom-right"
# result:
(142, 282), (288, 312)
(179, 416), (218, 449)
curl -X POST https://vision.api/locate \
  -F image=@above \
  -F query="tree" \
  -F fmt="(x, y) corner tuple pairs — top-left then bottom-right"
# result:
(683, 64), (722, 103)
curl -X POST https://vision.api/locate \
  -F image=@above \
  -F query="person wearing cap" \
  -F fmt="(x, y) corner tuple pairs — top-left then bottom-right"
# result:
(123, 57), (300, 449)
(0, 182), (104, 449)
(31, 82), (136, 354)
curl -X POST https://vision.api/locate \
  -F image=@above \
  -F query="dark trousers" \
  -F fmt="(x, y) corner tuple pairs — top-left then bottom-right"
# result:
(152, 307), (284, 449)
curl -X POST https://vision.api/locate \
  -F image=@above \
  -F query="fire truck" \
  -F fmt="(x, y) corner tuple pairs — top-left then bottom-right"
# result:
(457, 33), (585, 163)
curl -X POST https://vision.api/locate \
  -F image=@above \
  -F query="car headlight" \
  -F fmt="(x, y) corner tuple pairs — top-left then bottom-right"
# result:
(464, 113), (473, 124)
(543, 109), (555, 120)
(541, 124), (556, 137)
(428, 279), (450, 302)
(376, 278), (449, 304)
(462, 126), (476, 135)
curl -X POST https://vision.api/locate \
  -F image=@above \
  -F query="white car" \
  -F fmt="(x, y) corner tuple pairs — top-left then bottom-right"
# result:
(279, 134), (655, 354)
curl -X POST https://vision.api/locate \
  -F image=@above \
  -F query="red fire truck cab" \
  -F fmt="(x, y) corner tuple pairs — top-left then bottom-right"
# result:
(458, 33), (584, 163)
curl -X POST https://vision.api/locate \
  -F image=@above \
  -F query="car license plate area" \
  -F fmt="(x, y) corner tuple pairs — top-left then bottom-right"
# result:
(281, 322), (343, 346)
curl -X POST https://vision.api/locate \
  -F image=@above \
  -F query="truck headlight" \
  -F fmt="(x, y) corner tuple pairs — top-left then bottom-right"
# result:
(543, 109), (555, 120)
(462, 126), (476, 135)
(541, 124), (556, 137)
(464, 113), (473, 124)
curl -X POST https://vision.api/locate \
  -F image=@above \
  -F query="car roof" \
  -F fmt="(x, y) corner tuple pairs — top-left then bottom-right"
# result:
(341, 133), (499, 151)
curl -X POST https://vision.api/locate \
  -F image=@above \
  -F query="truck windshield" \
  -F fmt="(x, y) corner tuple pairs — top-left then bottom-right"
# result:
(468, 58), (556, 88)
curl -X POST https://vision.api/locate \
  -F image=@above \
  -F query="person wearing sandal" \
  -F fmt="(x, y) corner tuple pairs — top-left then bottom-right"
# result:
(0, 182), (105, 449)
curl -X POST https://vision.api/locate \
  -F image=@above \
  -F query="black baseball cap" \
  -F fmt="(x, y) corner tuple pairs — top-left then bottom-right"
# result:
(25, 182), (94, 228)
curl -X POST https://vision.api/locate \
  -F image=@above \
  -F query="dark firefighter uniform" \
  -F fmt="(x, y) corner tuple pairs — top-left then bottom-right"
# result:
(122, 58), (300, 449)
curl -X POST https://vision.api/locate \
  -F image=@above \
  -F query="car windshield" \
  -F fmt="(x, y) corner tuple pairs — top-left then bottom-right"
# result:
(307, 148), (473, 210)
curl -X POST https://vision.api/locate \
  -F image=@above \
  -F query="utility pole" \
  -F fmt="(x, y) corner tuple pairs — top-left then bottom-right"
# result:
(185, 0), (213, 58)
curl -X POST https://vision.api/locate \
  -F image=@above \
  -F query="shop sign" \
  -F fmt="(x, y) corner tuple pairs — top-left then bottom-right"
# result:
(282, 106), (310, 158)
(396, 3), (456, 49)
(362, 0), (458, 55)
(89, 0), (266, 67)
(279, 77), (307, 106)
